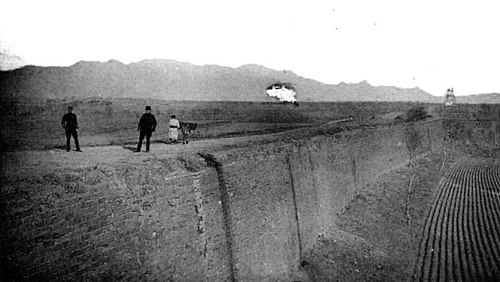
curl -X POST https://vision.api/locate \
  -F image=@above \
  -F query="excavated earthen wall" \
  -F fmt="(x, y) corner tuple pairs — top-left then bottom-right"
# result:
(1, 160), (234, 281)
(0, 120), (445, 281)
(441, 104), (500, 157)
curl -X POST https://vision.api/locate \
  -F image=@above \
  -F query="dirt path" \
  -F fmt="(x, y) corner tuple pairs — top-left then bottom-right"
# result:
(0, 117), (368, 179)
(412, 158), (500, 281)
(0, 128), (312, 179)
(1, 117), (361, 179)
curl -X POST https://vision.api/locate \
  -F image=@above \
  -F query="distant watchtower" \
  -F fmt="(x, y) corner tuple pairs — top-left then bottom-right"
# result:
(444, 88), (456, 106)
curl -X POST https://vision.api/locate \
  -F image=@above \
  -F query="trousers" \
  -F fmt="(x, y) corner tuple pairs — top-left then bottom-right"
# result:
(137, 131), (152, 151)
(169, 128), (178, 141)
(65, 129), (80, 151)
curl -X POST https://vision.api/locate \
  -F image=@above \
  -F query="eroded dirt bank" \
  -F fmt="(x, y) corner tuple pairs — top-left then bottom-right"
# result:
(303, 154), (446, 281)
(303, 105), (499, 281)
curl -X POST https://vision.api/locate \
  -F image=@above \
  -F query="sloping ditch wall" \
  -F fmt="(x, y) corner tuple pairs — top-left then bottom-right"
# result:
(440, 104), (500, 158)
(0, 120), (445, 281)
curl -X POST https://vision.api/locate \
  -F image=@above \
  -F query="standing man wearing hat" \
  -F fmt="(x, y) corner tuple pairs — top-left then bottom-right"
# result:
(136, 106), (157, 152)
(61, 106), (82, 152)
(169, 115), (180, 143)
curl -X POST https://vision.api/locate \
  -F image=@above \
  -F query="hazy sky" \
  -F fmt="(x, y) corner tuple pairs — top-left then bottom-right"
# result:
(1, 0), (499, 96)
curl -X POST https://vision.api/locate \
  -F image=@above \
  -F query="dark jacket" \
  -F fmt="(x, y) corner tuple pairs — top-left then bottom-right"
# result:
(138, 113), (157, 132)
(61, 113), (78, 130)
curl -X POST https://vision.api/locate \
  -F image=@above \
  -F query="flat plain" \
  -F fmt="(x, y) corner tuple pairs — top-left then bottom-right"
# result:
(0, 98), (428, 152)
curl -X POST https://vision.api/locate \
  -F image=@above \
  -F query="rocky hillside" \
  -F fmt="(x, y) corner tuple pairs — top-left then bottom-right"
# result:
(0, 59), (496, 103)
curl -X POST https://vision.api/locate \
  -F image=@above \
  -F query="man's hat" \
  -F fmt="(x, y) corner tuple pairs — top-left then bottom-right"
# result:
(170, 115), (176, 118)
(68, 106), (73, 110)
(145, 106), (151, 110)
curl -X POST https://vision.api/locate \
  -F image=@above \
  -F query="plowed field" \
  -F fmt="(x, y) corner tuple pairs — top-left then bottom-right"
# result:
(412, 158), (500, 281)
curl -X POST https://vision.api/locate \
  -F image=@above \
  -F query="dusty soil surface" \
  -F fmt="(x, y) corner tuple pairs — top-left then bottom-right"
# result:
(302, 154), (447, 281)
(0, 118), (365, 179)
(0, 127), (304, 178)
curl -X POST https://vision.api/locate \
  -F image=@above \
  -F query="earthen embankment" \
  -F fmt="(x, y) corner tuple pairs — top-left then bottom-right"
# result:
(0, 119), (450, 281)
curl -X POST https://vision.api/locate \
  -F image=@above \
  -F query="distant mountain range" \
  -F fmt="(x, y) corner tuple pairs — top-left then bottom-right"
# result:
(1, 59), (499, 103)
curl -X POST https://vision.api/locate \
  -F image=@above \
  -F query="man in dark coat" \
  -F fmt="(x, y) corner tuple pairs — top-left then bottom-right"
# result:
(61, 106), (81, 152)
(136, 106), (157, 152)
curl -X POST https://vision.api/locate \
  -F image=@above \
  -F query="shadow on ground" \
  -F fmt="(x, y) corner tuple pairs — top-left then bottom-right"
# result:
(122, 146), (137, 152)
